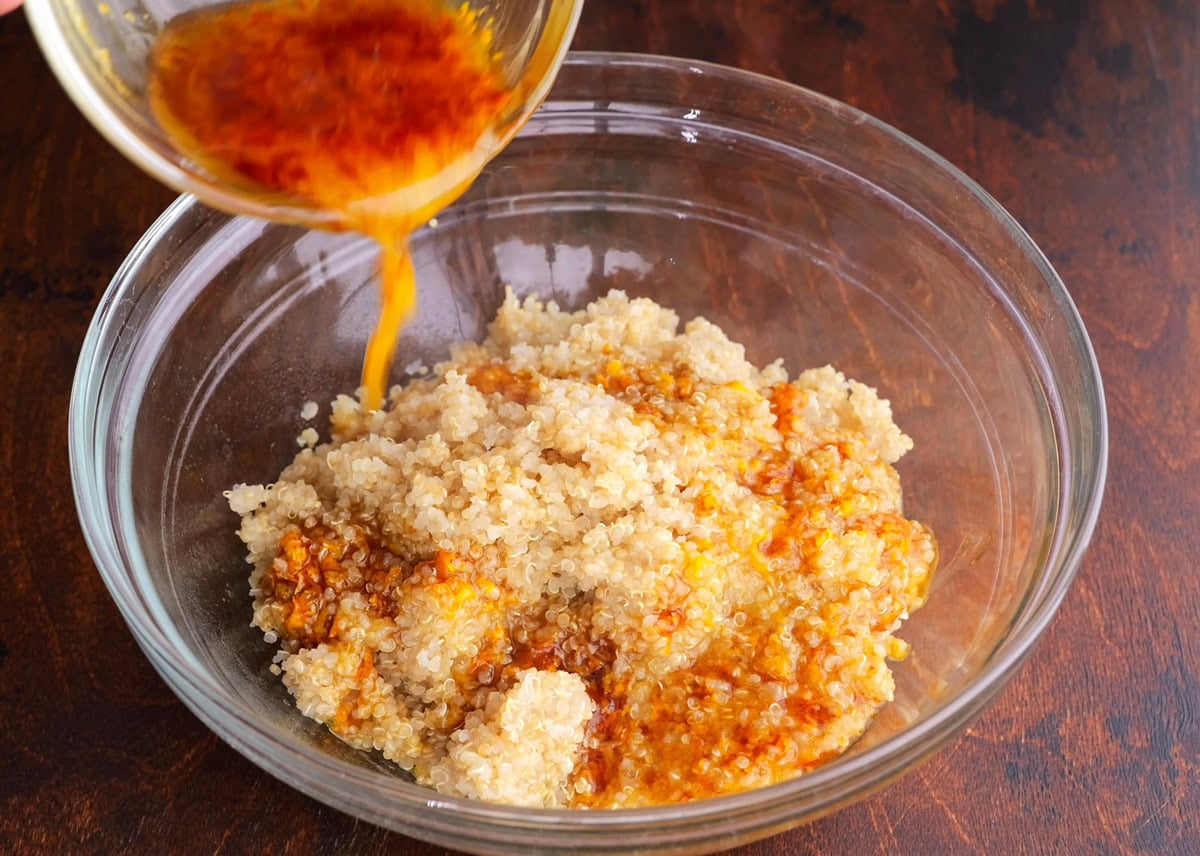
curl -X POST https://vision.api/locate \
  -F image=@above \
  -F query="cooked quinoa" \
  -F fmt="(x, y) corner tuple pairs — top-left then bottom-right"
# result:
(227, 289), (937, 808)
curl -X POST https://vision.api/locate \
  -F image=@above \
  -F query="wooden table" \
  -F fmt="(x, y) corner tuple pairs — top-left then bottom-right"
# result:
(1, 1), (1196, 852)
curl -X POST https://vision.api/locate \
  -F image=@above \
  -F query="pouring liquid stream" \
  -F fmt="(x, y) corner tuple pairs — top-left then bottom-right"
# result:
(148, 0), (513, 410)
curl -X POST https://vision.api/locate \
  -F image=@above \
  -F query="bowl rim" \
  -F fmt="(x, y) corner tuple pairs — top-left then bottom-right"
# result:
(69, 50), (1108, 845)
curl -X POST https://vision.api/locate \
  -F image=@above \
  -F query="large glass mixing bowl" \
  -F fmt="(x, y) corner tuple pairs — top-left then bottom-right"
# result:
(70, 53), (1106, 854)
(25, 0), (583, 227)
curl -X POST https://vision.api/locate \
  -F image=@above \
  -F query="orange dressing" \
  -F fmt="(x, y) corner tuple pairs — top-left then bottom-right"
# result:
(148, 0), (512, 409)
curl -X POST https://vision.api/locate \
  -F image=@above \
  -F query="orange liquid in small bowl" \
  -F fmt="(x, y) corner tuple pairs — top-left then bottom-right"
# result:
(149, 0), (512, 409)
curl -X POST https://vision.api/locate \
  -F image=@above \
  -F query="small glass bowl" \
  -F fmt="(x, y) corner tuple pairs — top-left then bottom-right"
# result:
(25, 0), (583, 227)
(70, 53), (1107, 854)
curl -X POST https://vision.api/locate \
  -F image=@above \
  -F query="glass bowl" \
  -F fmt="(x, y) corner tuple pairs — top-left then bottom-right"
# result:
(25, 0), (583, 228)
(70, 53), (1107, 854)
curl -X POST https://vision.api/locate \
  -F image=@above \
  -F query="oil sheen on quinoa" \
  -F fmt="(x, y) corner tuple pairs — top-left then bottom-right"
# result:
(228, 291), (937, 808)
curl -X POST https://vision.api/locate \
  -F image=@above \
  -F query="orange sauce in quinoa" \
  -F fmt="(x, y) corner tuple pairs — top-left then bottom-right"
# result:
(148, 0), (513, 409)
(261, 363), (937, 806)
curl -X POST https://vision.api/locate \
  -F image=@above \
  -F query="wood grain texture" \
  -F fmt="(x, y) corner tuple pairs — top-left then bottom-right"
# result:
(1, 0), (1197, 852)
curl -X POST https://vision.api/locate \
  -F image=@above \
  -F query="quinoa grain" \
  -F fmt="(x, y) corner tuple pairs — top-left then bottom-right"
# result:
(227, 290), (936, 808)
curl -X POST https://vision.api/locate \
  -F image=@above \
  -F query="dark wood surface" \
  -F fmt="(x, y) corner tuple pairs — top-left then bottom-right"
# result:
(1, 1), (1197, 853)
